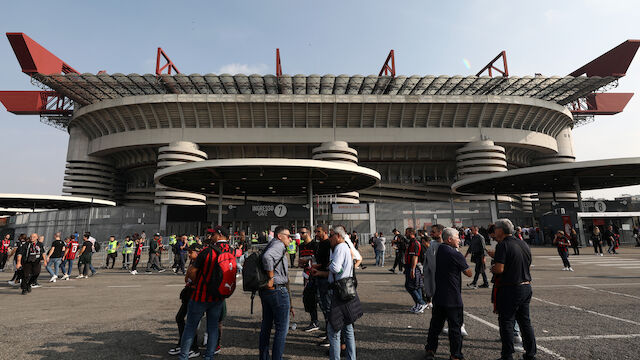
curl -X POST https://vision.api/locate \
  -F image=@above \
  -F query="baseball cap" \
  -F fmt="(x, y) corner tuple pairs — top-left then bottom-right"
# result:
(188, 243), (204, 252)
(154, 232), (160, 237)
(212, 225), (229, 238)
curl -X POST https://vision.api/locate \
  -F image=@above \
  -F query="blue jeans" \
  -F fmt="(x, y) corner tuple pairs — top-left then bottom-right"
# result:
(46, 257), (62, 277)
(328, 322), (356, 360)
(61, 259), (74, 275)
(407, 287), (426, 307)
(89, 262), (96, 274)
(179, 299), (224, 360)
(374, 250), (385, 266)
(259, 287), (290, 360)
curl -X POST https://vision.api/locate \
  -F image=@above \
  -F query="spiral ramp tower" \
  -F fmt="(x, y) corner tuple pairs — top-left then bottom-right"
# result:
(312, 141), (360, 204)
(154, 141), (208, 206)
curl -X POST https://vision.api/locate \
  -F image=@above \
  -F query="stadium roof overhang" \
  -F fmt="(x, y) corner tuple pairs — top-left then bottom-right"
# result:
(0, 193), (116, 210)
(451, 157), (640, 195)
(154, 158), (381, 196)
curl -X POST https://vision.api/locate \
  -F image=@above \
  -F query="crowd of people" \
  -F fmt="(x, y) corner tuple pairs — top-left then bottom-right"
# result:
(2, 218), (634, 360)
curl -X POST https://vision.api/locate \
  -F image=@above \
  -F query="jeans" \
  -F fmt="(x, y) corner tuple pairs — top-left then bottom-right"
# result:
(557, 248), (570, 268)
(176, 299), (199, 352)
(425, 305), (464, 359)
(236, 256), (243, 273)
(122, 253), (130, 268)
(496, 284), (537, 360)
(179, 299), (223, 360)
(89, 262), (96, 274)
(328, 322), (356, 360)
(374, 250), (385, 267)
(472, 258), (488, 285)
(46, 257), (63, 277)
(148, 253), (161, 270)
(176, 253), (187, 274)
(61, 259), (74, 275)
(259, 287), (290, 360)
(407, 287), (426, 307)
(316, 277), (332, 323)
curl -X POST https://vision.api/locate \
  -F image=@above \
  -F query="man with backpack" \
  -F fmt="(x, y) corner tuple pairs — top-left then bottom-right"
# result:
(179, 225), (236, 360)
(259, 225), (293, 360)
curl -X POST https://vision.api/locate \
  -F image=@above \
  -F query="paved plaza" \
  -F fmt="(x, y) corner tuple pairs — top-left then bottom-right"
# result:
(1, 246), (640, 360)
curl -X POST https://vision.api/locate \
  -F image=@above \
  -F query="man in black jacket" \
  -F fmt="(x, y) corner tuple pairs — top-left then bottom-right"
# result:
(464, 226), (489, 289)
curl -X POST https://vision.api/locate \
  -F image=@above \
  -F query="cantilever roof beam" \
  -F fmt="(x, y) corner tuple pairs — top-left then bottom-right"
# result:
(6, 32), (78, 75)
(569, 40), (640, 77)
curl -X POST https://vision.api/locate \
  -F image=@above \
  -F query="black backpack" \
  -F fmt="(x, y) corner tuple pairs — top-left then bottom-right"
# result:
(242, 244), (285, 314)
(93, 241), (101, 252)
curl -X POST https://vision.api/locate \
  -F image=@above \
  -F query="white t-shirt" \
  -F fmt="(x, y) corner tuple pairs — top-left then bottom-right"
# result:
(329, 242), (353, 283)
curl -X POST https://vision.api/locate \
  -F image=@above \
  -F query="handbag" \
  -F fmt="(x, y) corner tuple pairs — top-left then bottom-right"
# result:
(332, 276), (357, 302)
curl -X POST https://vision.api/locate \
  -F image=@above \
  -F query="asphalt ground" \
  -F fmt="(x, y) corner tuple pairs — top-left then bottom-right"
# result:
(1, 246), (640, 360)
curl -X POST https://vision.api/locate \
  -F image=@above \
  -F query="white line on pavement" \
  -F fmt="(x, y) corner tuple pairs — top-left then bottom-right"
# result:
(41, 286), (76, 289)
(359, 280), (390, 283)
(165, 284), (184, 287)
(107, 285), (141, 288)
(463, 311), (566, 360)
(537, 334), (640, 341)
(534, 282), (640, 288)
(574, 285), (640, 301)
(532, 297), (640, 326)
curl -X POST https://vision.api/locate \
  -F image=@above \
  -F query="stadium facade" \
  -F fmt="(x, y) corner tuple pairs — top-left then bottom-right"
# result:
(1, 33), (638, 236)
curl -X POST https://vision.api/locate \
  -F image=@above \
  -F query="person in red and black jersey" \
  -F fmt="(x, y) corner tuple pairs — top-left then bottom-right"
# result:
(15, 233), (46, 295)
(0, 234), (11, 271)
(61, 235), (79, 280)
(130, 235), (144, 275)
(179, 225), (230, 360)
(404, 228), (428, 314)
(553, 230), (572, 271)
(297, 226), (320, 332)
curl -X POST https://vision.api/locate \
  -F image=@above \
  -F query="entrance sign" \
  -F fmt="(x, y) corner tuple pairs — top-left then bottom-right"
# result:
(332, 204), (368, 214)
(594, 201), (607, 212)
(274, 204), (287, 217)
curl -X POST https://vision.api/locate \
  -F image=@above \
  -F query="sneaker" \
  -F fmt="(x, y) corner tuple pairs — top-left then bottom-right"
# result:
(158, 269), (166, 273)
(478, 283), (489, 288)
(466, 283), (478, 289)
(146, 270), (152, 273)
(31, 283), (41, 288)
(214, 345), (221, 355)
(167, 347), (180, 355)
(461, 324), (468, 337)
(600, 253), (604, 256)
(187, 350), (200, 358)
(62, 274), (69, 280)
(409, 304), (419, 313)
(318, 334), (328, 341)
(303, 322), (320, 332)
(172, 268), (177, 273)
(415, 303), (428, 314)
(425, 302), (433, 310)
(568, 267), (574, 272)
(76, 275), (85, 279)
(91, 271), (97, 276)
(561, 267), (568, 271)
(319, 340), (330, 347)
(131, 270), (137, 275)
(8, 280), (16, 286)
(21, 289), (28, 295)
(514, 333), (523, 344)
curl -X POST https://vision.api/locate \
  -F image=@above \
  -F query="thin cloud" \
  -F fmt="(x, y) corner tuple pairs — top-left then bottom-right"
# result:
(218, 63), (269, 75)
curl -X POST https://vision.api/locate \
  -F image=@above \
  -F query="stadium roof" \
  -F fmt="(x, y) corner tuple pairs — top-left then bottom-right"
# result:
(155, 158), (381, 196)
(0, 193), (116, 210)
(34, 73), (617, 107)
(451, 157), (640, 195)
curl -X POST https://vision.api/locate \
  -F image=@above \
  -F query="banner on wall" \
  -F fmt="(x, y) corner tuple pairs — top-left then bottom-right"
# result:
(562, 215), (573, 235)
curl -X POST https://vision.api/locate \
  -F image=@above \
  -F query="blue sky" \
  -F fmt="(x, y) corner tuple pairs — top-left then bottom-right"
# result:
(1, 0), (639, 199)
